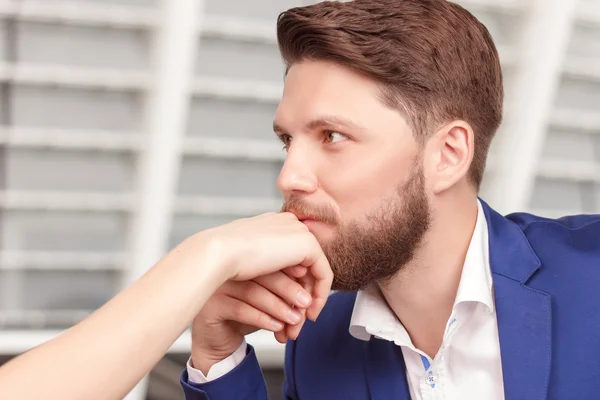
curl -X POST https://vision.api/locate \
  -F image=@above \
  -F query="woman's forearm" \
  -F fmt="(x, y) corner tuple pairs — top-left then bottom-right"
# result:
(0, 237), (224, 400)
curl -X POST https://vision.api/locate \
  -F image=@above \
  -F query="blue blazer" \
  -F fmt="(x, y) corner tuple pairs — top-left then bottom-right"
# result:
(180, 200), (600, 399)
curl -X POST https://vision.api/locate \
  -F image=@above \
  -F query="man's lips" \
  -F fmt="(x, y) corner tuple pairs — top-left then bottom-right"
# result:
(288, 210), (319, 223)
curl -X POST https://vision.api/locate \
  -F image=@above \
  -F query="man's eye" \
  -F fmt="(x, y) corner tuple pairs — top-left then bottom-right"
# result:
(325, 131), (346, 143)
(280, 134), (292, 150)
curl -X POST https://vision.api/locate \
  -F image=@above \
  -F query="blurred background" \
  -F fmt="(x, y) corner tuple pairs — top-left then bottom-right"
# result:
(0, 0), (598, 398)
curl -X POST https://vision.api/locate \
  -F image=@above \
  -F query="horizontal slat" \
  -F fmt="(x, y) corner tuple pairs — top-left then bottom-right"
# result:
(0, 2), (277, 47)
(193, 76), (283, 103)
(176, 196), (281, 215)
(487, 154), (600, 184)
(0, 127), (142, 151)
(458, 0), (523, 13)
(537, 159), (600, 183)
(0, 251), (125, 271)
(0, 65), (285, 100)
(0, 190), (281, 214)
(0, 1), (158, 28)
(0, 1), (531, 28)
(0, 190), (134, 211)
(563, 58), (600, 83)
(0, 129), (285, 161)
(576, 2), (600, 28)
(0, 328), (285, 366)
(0, 62), (150, 90)
(202, 15), (276, 44)
(550, 109), (600, 133)
(185, 136), (284, 161)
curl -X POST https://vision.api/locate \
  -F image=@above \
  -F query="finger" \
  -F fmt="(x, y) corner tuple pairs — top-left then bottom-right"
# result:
(253, 272), (312, 309)
(285, 272), (312, 339)
(299, 236), (333, 320)
(294, 274), (312, 336)
(278, 211), (300, 220)
(274, 329), (288, 344)
(283, 265), (308, 279)
(226, 280), (304, 326)
(221, 296), (285, 333)
(285, 309), (306, 340)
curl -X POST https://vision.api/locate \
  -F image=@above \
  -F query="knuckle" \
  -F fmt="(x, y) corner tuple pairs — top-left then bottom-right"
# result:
(231, 303), (245, 321)
(268, 272), (298, 299)
(298, 222), (310, 231)
(240, 281), (258, 299)
(258, 312), (270, 326)
(283, 212), (299, 221)
(274, 300), (293, 321)
(258, 312), (276, 330)
(283, 279), (300, 298)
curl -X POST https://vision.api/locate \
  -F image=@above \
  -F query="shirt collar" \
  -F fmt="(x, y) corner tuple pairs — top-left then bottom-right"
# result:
(453, 199), (494, 312)
(349, 199), (494, 343)
(348, 285), (411, 345)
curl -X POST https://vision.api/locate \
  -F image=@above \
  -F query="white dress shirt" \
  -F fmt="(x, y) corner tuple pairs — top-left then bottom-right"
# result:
(188, 200), (505, 400)
(187, 340), (247, 383)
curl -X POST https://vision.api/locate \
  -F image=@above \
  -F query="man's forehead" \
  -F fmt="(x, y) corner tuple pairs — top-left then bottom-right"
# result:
(282, 61), (382, 101)
(275, 87), (379, 131)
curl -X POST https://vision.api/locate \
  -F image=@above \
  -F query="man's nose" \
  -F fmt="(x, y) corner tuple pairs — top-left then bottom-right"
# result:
(276, 145), (318, 196)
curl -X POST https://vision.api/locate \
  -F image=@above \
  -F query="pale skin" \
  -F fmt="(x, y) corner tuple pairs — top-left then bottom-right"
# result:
(0, 212), (333, 400)
(193, 59), (480, 371)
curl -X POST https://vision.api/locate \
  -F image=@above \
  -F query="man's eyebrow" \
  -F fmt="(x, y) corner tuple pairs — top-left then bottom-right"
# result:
(305, 116), (364, 131)
(273, 115), (365, 135)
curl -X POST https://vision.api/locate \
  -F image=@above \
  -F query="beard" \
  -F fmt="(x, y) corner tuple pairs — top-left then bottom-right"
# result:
(281, 163), (431, 291)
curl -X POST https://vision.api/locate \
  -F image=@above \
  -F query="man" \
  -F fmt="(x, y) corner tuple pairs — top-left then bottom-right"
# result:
(181, 0), (600, 399)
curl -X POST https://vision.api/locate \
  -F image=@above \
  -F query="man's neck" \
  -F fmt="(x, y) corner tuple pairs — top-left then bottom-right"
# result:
(379, 195), (479, 359)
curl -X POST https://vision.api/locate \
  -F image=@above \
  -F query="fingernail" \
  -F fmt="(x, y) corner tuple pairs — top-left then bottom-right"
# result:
(296, 290), (311, 307)
(287, 309), (302, 324)
(271, 320), (284, 331)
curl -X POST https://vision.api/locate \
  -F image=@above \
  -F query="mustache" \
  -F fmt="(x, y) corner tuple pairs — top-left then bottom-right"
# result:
(280, 195), (338, 225)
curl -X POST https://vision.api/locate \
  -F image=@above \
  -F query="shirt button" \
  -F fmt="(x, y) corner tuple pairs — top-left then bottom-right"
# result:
(427, 375), (436, 386)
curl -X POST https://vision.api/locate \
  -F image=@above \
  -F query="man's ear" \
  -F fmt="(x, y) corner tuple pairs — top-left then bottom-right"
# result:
(424, 120), (474, 194)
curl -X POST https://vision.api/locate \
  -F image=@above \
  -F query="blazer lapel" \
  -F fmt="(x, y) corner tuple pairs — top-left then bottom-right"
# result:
(482, 200), (552, 400)
(364, 338), (411, 400)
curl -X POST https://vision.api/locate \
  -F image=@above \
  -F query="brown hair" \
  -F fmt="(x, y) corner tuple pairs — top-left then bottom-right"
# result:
(277, 0), (503, 189)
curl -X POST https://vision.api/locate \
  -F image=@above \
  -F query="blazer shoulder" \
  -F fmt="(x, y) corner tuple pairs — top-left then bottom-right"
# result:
(507, 212), (600, 289)
(507, 212), (600, 234)
(508, 212), (600, 253)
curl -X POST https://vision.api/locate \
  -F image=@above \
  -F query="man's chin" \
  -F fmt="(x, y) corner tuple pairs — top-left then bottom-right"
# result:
(330, 275), (366, 292)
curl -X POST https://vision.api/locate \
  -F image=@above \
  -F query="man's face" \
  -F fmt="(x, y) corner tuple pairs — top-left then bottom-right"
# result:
(276, 61), (431, 291)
